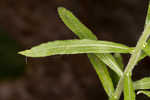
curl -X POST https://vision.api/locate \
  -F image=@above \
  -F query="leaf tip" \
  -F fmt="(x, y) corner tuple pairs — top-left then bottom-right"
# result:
(18, 50), (32, 57)
(57, 6), (64, 11)
(57, 7), (66, 14)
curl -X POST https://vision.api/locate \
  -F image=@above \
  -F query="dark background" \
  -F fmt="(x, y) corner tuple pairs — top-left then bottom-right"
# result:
(0, 0), (149, 100)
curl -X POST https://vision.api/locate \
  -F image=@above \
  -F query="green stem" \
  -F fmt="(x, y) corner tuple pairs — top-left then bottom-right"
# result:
(113, 22), (150, 100)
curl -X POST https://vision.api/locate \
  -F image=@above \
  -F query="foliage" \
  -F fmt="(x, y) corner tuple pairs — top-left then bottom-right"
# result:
(19, 2), (150, 100)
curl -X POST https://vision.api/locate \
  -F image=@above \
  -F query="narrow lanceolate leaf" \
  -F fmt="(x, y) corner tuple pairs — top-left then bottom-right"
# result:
(142, 2), (150, 58)
(58, 7), (124, 77)
(137, 91), (150, 98)
(88, 54), (114, 97)
(114, 53), (124, 70)
(140, 1), (150, 59)
(58, 7), (97, 40)
(134, 77), (150, 90)
(138, 41), (149, 62)
(96, 54), (123, 77)
(19, 39), (132, 57)
(138, 51), (147, 62)
(145, 2), (150, 25)
(58, 7), (116, 97)
(143, 38), (150, 57)
(124, 74), (135, 100)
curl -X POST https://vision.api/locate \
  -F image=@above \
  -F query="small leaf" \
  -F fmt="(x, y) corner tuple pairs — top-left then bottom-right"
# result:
(58, 7), (97, 40)
(124, 74), (136, 100)
(19, 39), (132, 57)
(138, 40), (150, 62)
(58, 7), (126, 77)
(143, 2), (150, 57)
(109, 69), (120, 87)
(137, 51), (147, 62)
(143, 39), (150, 57)
(88, 54), (114, 97)
(58, 7), (119, 97)
(96, 54), (123, 77)
(145, 2), (150, 25)
(134, 77), (150, 90)
(137, 91), (150, 98)
(114, 53), (124, 70)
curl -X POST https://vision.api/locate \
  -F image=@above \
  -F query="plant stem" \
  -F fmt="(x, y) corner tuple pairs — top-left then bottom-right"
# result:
(112, 22), (150, 100)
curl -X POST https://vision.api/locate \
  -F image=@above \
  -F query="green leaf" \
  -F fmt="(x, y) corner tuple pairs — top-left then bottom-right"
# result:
(58, 7), (117, 97)
(88, 54), (114, 97)
(138, 41), (149, 62)
(124, 74), (135, 100)
(134, 77), (150, 90)
(19, 39), (132, 57)
(96, 54), (123, 77)
(142, 2), (150, 59)
(109, 69), (120, 87)
(137, 91), (150, 98)
(108, 53), (124, 86)
(143, 39), (150, 57)
(138, 38), (150, 62)
(137, 51), (147, 62)
(58, 7), (97, 40)
(114, 53), (124, 70)
(58, 7), (124, 77)
(145, 2), (150, 25)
